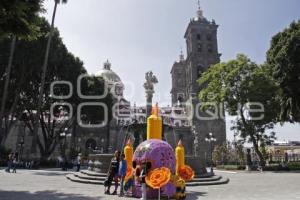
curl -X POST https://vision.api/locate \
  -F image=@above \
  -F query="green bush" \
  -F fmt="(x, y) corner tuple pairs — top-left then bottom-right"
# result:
(263, 163), (290, 171)
(38, 159), (58, 168)
(263, 165), (281, 171)
(288, 162), (300, 170)
(216, 165), (245, 170)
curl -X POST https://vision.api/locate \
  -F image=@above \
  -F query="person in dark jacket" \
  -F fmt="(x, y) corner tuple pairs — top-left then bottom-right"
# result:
(105, 150), (121, 195)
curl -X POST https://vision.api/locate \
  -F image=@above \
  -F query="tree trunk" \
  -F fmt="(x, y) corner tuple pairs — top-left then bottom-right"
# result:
(250, 134), (266, 167)
(239, 107), (266, 167)
(0, 36), (16, 144)
(31, 1), (58, 155)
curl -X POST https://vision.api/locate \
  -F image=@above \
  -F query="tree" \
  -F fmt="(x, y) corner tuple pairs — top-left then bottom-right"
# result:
(266, 20), (300, 122)
(32, 0), (68, 154)
(0, 0), (44, 39)
(0, 36), (16, 145)
(0, 18), (85, 160)
(199, 54), (280, 167)
(233, 140), (246, 166)
(0, 1), (44, 144)
(212, 142), (230, 166)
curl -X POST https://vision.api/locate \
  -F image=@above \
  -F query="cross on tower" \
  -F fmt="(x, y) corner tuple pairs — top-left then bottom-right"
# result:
(197, 0), (204, 19)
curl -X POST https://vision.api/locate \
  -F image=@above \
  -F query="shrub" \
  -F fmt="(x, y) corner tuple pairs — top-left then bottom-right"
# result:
(38, 159), (58, 168)
(216, 165), (245, 170)
(288, 162), (300, 170)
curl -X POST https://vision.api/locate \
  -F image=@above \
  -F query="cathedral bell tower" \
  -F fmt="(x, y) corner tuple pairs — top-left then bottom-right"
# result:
(182, 1), (226, 162)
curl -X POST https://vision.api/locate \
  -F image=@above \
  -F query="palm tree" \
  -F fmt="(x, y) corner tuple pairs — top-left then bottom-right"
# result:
(31, 0), (68, 155)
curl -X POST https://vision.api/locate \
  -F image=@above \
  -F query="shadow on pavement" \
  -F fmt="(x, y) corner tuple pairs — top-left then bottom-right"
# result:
(186, 191), (208, 200)
(32, 171), (70, 176)
(0, 190), (102, 200)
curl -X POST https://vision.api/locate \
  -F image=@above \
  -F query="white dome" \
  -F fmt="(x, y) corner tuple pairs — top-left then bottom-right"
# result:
(95, 60), (122, 84)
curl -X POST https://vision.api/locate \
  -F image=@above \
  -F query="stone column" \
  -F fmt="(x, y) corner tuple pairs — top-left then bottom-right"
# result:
(143, 71), (158, 118)
(146, 89), (154, 117)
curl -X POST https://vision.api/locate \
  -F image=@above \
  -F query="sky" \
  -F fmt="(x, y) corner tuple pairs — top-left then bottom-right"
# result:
(43, 0), (300, 142)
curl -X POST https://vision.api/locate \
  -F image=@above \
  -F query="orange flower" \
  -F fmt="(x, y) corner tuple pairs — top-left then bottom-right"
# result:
(146, 167), (171, 189)
(178, 165), (194, 181)
(125, 167), (133, 182)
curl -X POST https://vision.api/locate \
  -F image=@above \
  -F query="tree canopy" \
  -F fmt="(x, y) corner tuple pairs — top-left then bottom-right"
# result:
(0, 0), (44, 39)
(0, 17), (113, 160)
(266, 20), (300, 123)
(199, 54), (279, 166)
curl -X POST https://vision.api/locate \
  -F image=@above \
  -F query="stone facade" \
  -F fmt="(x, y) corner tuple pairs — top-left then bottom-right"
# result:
(170, 8), (226, 163)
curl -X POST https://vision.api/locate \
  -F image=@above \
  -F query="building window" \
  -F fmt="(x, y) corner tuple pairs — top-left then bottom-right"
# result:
(197, 34), (201, 40)
(207, 34), (212, 41)
(208, 44), (213, 53)
(197, 43), (202, 52)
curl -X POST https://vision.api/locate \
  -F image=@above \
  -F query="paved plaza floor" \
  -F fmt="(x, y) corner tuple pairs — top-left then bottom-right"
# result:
(0, 169), (300, 200)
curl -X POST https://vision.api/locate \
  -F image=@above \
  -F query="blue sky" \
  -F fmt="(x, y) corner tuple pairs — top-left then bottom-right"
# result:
(43, 0), (300, 141)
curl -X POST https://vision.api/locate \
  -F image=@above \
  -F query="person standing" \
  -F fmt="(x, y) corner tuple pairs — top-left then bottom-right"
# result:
(5, 153), (13, 173)
(105, 150), (121, 195)
(118, 153), (127, 197)
(76, 153), (81, 172)
(12, 153), (18, 173)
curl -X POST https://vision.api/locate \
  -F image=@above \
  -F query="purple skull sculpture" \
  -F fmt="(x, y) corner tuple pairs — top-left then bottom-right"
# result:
(133, 139), (176, 198)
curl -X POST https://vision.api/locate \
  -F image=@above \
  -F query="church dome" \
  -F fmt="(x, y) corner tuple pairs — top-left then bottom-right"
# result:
(95, 60), (124, 97)
(95, 60), (122, 84)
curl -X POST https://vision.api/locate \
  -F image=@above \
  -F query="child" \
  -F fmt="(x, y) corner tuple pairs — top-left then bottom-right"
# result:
(118, 153), (127, 196)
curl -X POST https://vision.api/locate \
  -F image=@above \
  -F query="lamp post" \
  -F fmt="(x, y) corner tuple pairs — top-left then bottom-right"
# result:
(205, 132), (216, 174)
(100, 138), (105, 153)
(60, 128), (71, 160)
(18, 137), (25, 162)
(60, 128), (72, 171)
(192, 125), (199, 157)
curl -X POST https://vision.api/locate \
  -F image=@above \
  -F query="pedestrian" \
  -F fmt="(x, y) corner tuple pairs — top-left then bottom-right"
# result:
(105, 150), (121, 195)
(12, 153), (18, 173)
(76, 153), (81, 172)
(5, 153), (13, 173)
(118, 153), (127, 197)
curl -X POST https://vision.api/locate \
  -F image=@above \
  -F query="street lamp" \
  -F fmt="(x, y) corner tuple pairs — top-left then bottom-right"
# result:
(100, 138), (105, 153)
(205, 132), (217, 174)
(59, 128), (72, 171)
(18, 137), (25, 162)
(191, 125), (199, 157)
(60, 128), (70, 158)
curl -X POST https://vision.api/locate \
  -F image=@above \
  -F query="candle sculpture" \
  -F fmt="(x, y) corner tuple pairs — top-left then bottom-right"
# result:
(176, 140), (185, 175)
(176, 140), (195, 181)
(131, 104), (194, 199)
(146, 104), (162, 140)
(124, 139), (133, 168)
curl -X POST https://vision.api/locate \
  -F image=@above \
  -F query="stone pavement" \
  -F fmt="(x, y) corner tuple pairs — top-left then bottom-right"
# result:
(0, 169), (300, 200)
